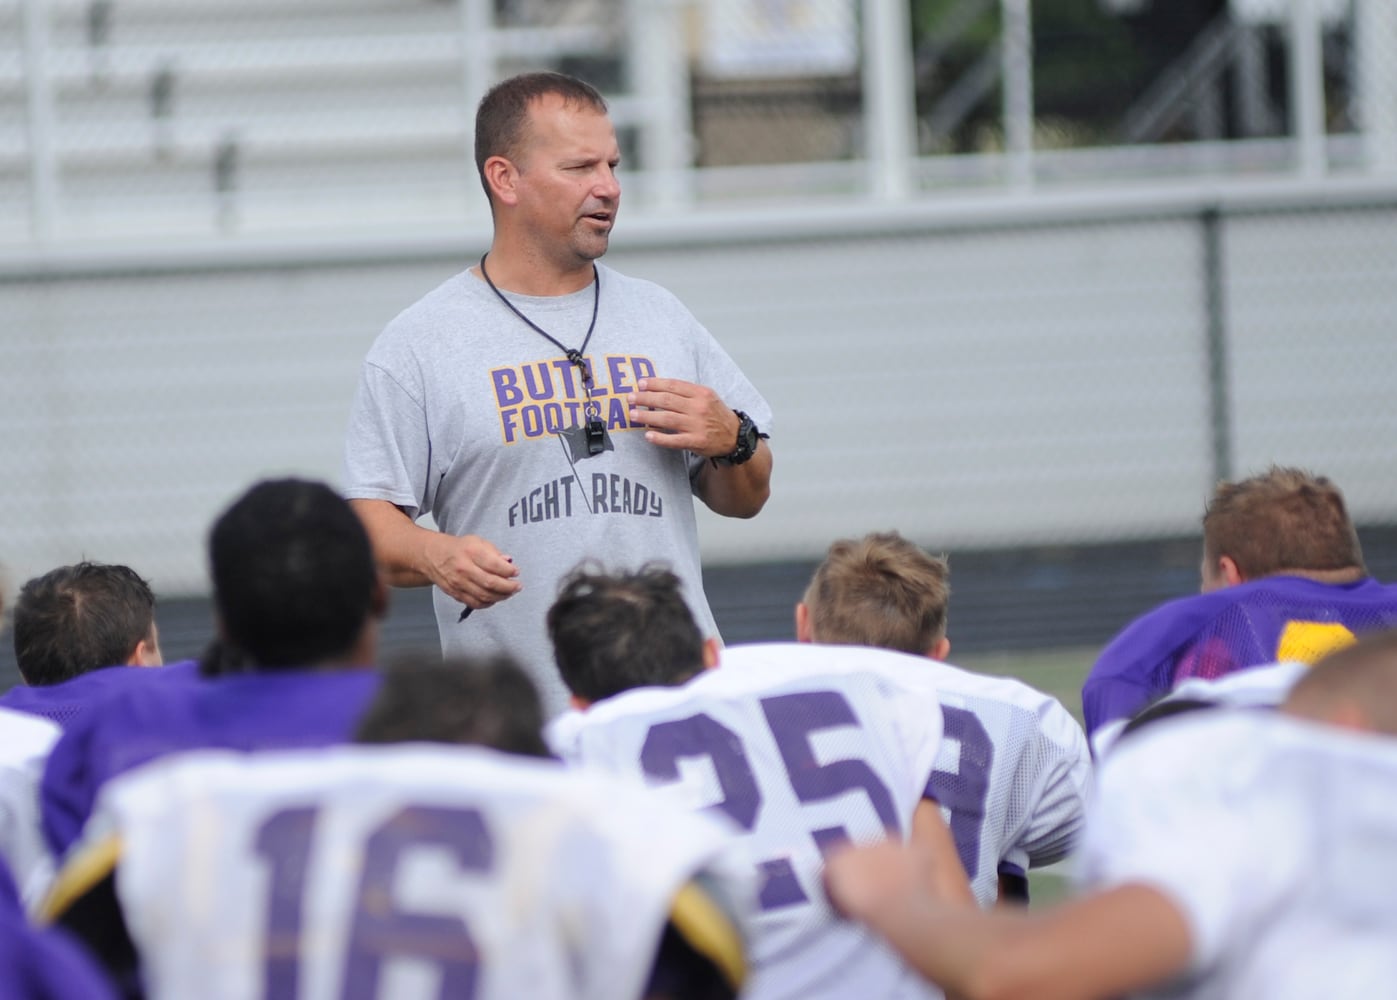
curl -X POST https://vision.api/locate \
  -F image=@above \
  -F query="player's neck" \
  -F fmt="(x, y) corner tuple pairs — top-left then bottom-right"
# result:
(1260, 566), (1367, 586)
(476, 245), (596, 297)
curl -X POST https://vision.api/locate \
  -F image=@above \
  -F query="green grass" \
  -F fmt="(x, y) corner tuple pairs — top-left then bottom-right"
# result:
(956, 645), (1095, 729)
(954, 646), (1097, 908)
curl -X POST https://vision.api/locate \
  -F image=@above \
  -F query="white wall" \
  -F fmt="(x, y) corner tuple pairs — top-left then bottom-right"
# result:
(4, 182), (1397, 595)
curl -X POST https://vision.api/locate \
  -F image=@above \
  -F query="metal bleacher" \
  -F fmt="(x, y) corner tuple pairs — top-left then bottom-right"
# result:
(1, 0), (677, 239)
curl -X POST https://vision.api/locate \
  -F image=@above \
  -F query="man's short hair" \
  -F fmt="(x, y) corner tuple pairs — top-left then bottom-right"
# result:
(1285, 627), (1397, 736)
(547, 564), (705, 703)
(474, 71), (608, 200)
(356, 653), (549, 758)
(802, 532), (950, 655)
(12, 562), (156, 686)
(208, 478), (377, 670)
(1203, 466), (1364, 579)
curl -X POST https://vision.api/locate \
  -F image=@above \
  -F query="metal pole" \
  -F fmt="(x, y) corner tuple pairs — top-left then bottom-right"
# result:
(626, 0), (693, 209)
(459, 0), (494, 212)
(1201, 207), (1232, 485)
(21, 0), (59, 243)
(1287, 0), (1326, 177)
(1000, 0), (1034, 190)
(1356, 0), (1397, 173)
(861, 0), (917, 200)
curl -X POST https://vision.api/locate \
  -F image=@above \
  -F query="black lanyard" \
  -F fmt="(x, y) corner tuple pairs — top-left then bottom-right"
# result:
(479, 254), (607, 455)
(479, 254), (600, 411)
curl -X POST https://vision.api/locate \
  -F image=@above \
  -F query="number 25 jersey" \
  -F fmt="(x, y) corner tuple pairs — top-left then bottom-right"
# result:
(553, 642), (948, 1000)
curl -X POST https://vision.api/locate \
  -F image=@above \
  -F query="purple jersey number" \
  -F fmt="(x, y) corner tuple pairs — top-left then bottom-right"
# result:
(925, 706), (993, 878)
(639, 689), (899, 911)
(255, 804), (493, 999)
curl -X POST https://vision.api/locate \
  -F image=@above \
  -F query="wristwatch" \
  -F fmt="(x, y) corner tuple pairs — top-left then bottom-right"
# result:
(713, 409), (764, 467)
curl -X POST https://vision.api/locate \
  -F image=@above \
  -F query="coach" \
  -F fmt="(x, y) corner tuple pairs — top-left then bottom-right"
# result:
(342, 72), (772, 714)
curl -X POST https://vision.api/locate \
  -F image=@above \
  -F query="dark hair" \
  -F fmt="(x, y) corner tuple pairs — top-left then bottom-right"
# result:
(802, 531), (950, 655)
(546, 564), (705, 703)
(1203, 466), (1364, 579)
(356, 653), (549, 757)
(474, 71), (608, 201)
(13, 562), (156, 686)
(208, 478), (378, 669)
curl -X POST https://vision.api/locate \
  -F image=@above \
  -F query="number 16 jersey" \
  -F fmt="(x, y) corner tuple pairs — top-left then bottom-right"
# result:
(552, 642), (948, 1000)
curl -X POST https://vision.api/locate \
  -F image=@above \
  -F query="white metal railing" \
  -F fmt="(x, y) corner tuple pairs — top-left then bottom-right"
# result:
(8, 0), (1397, 250)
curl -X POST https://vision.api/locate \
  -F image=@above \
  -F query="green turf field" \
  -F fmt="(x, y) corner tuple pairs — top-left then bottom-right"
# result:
(955, 646), (1096, 908)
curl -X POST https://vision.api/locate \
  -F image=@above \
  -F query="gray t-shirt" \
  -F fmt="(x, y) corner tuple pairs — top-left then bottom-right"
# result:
(343, 263), (772, 714)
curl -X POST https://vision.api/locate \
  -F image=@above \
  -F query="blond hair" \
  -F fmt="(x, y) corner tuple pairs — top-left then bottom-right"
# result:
(803, 532), (950, 655)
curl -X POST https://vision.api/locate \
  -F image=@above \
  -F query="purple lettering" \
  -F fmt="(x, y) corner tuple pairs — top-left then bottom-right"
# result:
(551, 359), (580, 398)
(491, 368), (523, 407)
(607, 356), (634, 395)
(521, 362), (554, 402)
(542, 403), (565, 434)
(521, 406), (544, 438)
(632, 356), (656, 381)
(926, 707), (993, 879)
(640, 714), (761, 830)
(499, 408), (519, 444)
(254, 807), (319, 1000)
(607, 397), (628, 430)
(342, 806), (491, 1000)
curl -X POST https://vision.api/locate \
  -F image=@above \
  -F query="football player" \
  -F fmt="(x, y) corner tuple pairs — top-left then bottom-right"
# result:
(1, 561), (197, 732)
(42, 745), (748, 1000)
(40, 478), (386, 859)
(796, 531), (1091, 904)
(826, 628), (1397, 999)
(546, 565), (973, 1000)
(1083, 466), (1397, 736)
(44, 652), (748, 1000)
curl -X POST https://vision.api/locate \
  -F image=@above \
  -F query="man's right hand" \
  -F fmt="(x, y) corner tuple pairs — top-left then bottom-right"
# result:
(425, 532), (522, 609)
(348, 499), (522, 609)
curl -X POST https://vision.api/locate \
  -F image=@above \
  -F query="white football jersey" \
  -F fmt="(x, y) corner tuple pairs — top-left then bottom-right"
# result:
(554, 642), (946, 1000)
(906, 656), (1091, 900)
(72, 744), (747, 1000)
(0, 707), (60, 907)
(1080, 711), (1397, 999)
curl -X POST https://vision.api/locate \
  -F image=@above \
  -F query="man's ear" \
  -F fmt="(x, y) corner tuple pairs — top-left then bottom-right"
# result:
(569, 693), (592, 712)
(128, 628), (163, 668)
(702, 637), (721, 670)
(795, 602), (814, 643)
(1218, 555), (1245, 587)
(483, 155), (520, 206)
(927, 636), (951, 662)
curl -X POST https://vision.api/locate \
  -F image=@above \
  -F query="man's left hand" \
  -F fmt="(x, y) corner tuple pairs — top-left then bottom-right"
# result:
(627, 377), (739, 458)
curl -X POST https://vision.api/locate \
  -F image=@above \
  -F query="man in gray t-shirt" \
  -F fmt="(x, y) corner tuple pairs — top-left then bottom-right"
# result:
(342, 72), (772, 714)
